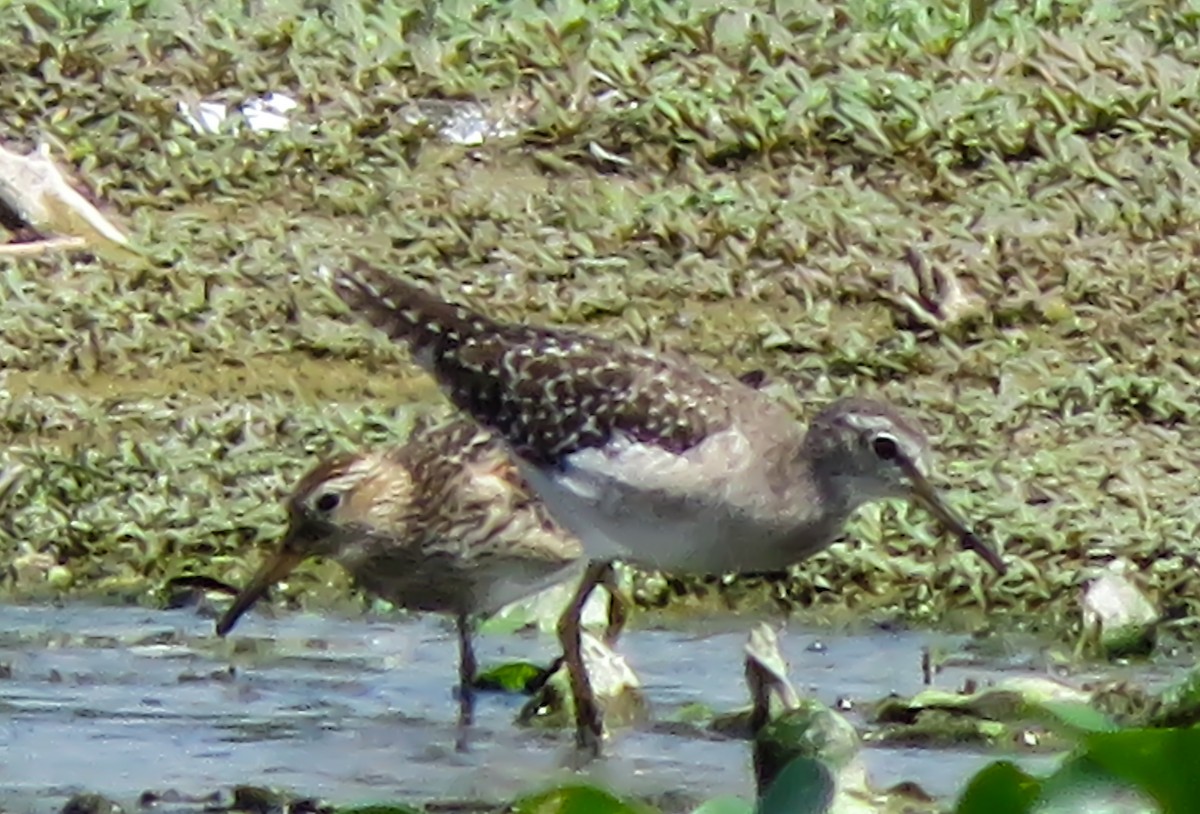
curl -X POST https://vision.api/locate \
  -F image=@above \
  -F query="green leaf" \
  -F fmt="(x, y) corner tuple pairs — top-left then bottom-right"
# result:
(955, 761), (1040, 814)
(335, 805), (423, 814)
(1081, 728), (1200, 813)
(511, 784), (658, 814)
(473, 660), (548, 694)
(1036, 700), (1120, 735)
(755, 757), (834, 814)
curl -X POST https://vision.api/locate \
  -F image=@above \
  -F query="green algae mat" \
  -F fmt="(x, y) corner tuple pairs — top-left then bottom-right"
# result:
(0, 0), (1198, 640)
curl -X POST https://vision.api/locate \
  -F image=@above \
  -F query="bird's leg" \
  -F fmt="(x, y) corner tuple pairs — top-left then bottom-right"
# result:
(557, 559), (610, 757)
(597, 561), (628, 647)
(455, 612), (476, 752)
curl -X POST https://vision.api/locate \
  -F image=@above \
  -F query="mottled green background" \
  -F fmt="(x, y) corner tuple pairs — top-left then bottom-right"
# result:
(1, 0), (1196, 636)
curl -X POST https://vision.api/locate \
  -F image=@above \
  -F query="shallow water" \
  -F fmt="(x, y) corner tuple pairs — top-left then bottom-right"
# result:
(0, 604), (1174, 812)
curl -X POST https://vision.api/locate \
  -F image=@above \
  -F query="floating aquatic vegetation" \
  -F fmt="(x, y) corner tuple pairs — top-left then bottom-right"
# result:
(1078, 559), (1159, 660)
(0, 0), (1198, 636)
(519, 630), (647, 732)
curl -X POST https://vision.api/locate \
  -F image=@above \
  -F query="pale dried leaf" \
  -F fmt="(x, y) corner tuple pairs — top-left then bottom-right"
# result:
(0, 141), (142, 262)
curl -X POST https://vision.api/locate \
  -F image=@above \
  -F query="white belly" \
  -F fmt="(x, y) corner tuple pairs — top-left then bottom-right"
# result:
(516, 429), (823, 575)
(520, 464), (725, 571)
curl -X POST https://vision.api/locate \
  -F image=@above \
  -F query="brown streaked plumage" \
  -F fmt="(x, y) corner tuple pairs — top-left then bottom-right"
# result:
(331, 263), (1006, 756)
(215, 418), (624, 739)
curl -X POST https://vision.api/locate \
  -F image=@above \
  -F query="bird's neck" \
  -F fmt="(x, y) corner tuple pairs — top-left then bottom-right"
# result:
(769, 453), (865, 563)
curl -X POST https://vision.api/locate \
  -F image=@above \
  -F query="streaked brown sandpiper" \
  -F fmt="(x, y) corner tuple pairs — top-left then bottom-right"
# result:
(214, 418), (626, 742)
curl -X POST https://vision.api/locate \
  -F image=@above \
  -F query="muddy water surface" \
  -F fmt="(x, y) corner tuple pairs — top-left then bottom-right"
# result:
(0, 605), (1170, 812)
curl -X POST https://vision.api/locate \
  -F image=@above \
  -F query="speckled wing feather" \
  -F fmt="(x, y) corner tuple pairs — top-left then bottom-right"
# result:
(333, 264), (737, 466)
(367, 418), (584, 613)
(396, 419), (580, 564)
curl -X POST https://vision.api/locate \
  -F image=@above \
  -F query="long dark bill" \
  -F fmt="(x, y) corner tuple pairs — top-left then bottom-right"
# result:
(904, 466), (1006, 576)
(214, 549), (305, 637)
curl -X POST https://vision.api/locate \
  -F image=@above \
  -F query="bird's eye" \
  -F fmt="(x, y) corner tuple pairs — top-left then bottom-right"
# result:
(314, 492), (340, 513)
(871, 434), (901, 461)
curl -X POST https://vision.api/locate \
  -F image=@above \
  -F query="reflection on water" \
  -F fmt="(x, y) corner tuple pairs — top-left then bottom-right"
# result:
(0, 604), (1168, 812)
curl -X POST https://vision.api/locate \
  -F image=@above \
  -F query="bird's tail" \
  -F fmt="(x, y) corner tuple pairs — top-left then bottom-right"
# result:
(331, 262), (498, 369)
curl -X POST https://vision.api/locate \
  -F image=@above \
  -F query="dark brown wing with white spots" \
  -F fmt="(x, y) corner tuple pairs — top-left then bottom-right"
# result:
(333, 264), (738, 466)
